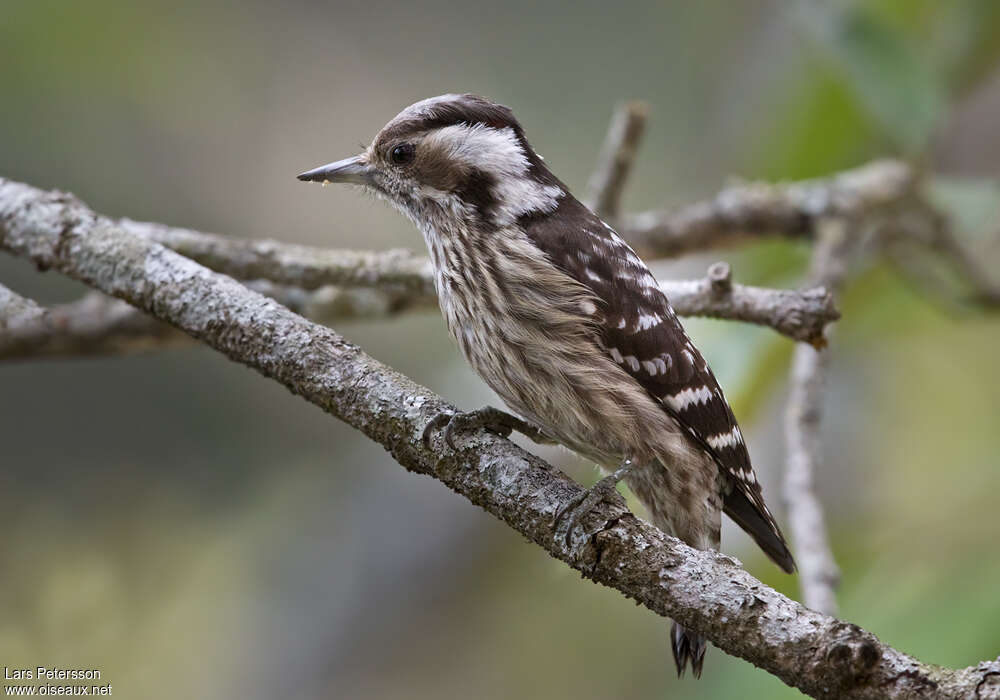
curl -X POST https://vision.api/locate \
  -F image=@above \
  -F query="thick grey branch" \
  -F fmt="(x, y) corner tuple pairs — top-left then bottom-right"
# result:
(2, 178), (998, 700)
(783, 218), (857, 615)
(619, 159), (917, 258)
(585, 101), (648, 218)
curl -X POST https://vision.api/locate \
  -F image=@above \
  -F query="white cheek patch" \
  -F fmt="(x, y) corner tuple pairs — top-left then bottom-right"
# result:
(427, 123), (564, 224)
(433, 123), (528, 177)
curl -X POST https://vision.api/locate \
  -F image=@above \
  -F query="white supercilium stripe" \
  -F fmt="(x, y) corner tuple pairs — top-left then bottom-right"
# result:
(706, 426), (743, 450)
(664, 385), (713, 411)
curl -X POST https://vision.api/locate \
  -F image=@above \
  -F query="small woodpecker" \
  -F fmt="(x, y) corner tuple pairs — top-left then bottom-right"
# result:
(298, 94), (794, 678)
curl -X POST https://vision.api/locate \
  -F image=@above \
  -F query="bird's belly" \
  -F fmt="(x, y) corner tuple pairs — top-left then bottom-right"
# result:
(439, 300), (634, 467)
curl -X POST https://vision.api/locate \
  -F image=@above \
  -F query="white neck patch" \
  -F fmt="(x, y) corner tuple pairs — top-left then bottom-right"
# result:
(426, 123), (564, 225)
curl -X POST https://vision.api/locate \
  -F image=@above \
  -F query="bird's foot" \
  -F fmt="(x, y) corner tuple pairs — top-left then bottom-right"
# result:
(554, 461), (634, 546)
(421, 406), (550, 450)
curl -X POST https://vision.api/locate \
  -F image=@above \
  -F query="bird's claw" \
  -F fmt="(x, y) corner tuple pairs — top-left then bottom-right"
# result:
(421, 411), (456, 449)
(422, 406), (529, 450)
(554, 462), (634, 547)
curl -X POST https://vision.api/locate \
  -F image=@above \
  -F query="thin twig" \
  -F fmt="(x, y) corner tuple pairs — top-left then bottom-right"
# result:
(662, 261), (838, 347)
(120, 218), (436, 294)
(2, 177), (998, 699)
(0, 283), (46, 326)
(0, 281), (437, 361)
(782, 218), (856, 615)
(619, 159), (917, 258)
(585, 101), (649, 218)
(0, 285), (186, 358)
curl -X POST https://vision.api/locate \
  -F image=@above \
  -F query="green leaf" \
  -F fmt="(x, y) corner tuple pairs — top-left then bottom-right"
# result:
(798, 1), (946, 153)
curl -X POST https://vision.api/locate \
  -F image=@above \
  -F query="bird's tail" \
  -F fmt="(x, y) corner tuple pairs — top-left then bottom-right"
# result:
(671, 622), (707, 678)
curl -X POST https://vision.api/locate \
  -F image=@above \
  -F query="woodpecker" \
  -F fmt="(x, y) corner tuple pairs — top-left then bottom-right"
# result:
(298, 94), (795, 677)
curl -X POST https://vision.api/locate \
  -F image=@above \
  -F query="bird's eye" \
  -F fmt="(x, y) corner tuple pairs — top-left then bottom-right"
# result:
(389, 143), (415, 166)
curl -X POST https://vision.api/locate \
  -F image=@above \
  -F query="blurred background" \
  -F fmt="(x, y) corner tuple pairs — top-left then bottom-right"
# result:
(2, 0), (999, 697)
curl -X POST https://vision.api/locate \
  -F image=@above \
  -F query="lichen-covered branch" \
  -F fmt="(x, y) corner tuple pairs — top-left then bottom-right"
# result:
(585, 100), (648, 218)
(619, 159), (917, 258)
(2, 176), (999, 700)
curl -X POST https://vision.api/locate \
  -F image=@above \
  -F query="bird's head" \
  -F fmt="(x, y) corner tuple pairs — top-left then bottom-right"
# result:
(297, 94), (566, 229)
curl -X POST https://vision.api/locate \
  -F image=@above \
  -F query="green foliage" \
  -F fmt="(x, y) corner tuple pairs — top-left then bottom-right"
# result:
(798, 1), (946, 153)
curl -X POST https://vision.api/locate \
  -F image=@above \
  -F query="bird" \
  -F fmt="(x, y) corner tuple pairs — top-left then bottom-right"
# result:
(298, 94), (795, 678)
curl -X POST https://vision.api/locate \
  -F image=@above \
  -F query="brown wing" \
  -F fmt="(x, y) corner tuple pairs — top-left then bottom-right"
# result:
(519, 196), (794, 572)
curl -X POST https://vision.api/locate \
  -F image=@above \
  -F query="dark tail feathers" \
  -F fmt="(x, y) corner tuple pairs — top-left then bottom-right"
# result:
(671, 622), (707, 678)
(723, 488), (796, 574)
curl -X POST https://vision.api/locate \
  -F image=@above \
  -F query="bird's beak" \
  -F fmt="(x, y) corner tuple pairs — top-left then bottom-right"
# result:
(296, 155), (375, 186)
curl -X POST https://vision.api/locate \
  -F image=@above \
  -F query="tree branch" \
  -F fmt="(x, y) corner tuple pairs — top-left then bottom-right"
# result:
(661, 261), (837, 347)
(618, 159), (918, 258)
(0, 283), (46, 326)
(782, 218), (857, 615)
(585, 100), (648, 218)
(119, 217), (436, 295)
(0, 281), (434, 361)
(2, 177), (998, 700)
(0, 285), (185, 358)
